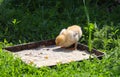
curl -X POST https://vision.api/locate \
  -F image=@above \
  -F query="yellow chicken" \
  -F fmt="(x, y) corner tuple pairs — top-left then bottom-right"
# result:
(55, 25), (82, 50)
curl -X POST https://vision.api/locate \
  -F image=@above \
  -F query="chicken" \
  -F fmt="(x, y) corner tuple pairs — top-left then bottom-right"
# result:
(55, 25), (82, 50)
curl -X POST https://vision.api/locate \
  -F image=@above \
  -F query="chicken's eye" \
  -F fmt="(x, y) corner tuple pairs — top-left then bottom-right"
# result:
(73, 32), (78, 37)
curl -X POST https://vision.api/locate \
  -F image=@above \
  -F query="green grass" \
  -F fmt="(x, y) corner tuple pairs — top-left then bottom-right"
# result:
(0, 0), (120, 77)
(0, 46), (120, 77)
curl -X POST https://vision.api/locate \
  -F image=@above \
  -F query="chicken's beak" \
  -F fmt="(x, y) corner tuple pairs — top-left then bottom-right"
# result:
(56, 41), (59, 46)
(56, 43), (58, 46)
(55, 35), (65, 46)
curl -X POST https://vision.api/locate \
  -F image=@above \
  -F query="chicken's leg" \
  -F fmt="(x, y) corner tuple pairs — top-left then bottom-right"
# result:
(66, 42), (78, 50)
(61, 43), (78, 50)
(74, 42), (78, 50)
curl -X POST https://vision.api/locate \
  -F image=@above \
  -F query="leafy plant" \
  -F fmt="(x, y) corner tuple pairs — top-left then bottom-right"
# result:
(0, 0), (120, 77)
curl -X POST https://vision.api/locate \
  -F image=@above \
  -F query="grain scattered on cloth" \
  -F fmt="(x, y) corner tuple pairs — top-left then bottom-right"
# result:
(14, 45), (93, 67)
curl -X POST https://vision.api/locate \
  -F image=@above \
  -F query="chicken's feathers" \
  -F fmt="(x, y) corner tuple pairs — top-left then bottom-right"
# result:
(59, 29), (67, 35)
